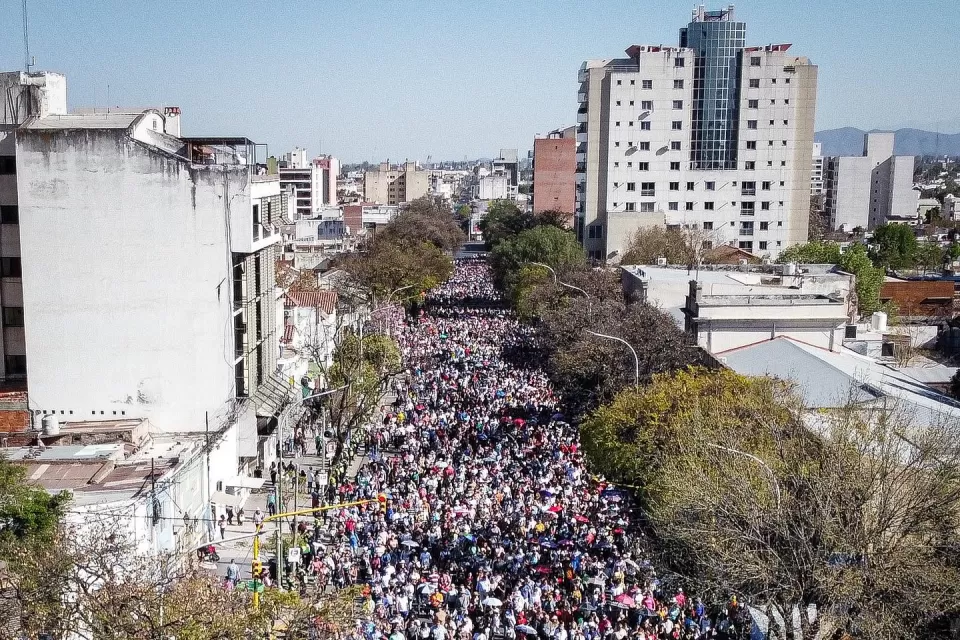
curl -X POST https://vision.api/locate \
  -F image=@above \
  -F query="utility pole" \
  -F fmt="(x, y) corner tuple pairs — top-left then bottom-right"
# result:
(205, 411), (212, 542)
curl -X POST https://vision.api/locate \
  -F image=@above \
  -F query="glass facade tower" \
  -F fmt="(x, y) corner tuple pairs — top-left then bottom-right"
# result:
(680, 5), (746, 170)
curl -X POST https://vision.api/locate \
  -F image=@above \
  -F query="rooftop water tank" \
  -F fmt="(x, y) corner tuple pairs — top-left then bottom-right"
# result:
(41, 414), (60, 437)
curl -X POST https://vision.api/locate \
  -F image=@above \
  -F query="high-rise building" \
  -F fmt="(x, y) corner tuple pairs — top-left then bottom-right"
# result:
(811, 142), (824, 197)
(533, 126), (577, 218)
(824, 132), (917, 230)
(363, 161), (429, 205)
(576, 5), (818, 261)
(278, 150), (340, 219)
(314, 155), (340, 207)
(1, 71), (288, 438)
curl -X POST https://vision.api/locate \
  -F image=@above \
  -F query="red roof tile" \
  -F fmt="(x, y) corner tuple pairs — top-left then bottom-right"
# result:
(284, 290), (337, 314)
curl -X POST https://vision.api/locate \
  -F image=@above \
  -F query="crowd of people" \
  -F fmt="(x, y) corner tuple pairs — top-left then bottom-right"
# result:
(301, 261), (752, 640)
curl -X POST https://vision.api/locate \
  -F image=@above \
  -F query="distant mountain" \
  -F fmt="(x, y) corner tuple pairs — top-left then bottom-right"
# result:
(815, 127), (960, 157)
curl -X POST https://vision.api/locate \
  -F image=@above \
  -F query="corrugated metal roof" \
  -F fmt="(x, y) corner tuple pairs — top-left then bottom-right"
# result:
(21, 112), (143, 130)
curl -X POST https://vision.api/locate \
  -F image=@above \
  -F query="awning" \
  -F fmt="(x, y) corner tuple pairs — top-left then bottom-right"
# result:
(224, 475), (266, 490)
(211, 491), (244, 508)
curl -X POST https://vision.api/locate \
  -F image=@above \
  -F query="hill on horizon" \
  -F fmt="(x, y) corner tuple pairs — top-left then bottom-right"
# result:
(815, 127), (960, 157)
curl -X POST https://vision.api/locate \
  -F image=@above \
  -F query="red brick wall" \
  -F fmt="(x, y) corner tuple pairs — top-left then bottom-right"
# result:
(879, 281), (956, 317)
(533, 138), (576, 219)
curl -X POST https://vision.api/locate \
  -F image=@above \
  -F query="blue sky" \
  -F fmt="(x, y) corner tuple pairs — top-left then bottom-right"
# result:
(1, 0), (957, 162)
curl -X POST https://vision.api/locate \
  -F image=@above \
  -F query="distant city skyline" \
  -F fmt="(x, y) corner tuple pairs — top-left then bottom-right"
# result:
(1, 0), (957, 162)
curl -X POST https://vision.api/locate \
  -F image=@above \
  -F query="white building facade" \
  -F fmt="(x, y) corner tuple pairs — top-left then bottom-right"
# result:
(576, 6), (818, 262)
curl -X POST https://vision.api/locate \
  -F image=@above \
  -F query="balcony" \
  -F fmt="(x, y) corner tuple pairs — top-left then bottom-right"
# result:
(741, 188), (756, 196)
(576, 163), (587, 173)
(640, 190), (655, 197)
(739, 228), (754, 236)
(577, 92), (587, 103)
(576, 153), (586, 163)
(577, 112), (588, 124)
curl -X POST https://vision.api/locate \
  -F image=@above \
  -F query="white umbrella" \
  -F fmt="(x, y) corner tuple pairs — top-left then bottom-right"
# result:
(401, 540), (420, 548)
(482, 597), (503, 607)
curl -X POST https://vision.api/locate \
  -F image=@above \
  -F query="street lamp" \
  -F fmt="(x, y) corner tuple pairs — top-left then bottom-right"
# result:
(585, 330), (639, 387)
(705, 443), (781, 510)
(529, 262), (592, 314)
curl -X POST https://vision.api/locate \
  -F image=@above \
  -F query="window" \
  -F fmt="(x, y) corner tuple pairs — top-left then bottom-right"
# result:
(630, 79), (635, 85)
(749, 79), (760, 88)
(626, 182), (636, 191)
(640, 121), (651, 131)
(613, 182), (620, 188)
(672, 121), (682, 130)
(746, 140), (757, 150)
(785, 78), (791, 84)
(768, 140), (774, 146)
(674, 57), (685, 67)
(785, 99), (790, 104)
(616, 100), (621, 106)
(750, 56), (761, 66)
(781, 161), (787, 167)
(638, 162), (649, 171)
(762, 181), (771, 190)
(704, 201), (715, 210)
(641, 100), (653, 110)
(748, 99), (758, 108)
(741, 202), (755, 215)
(0, 157), (15, 175)
(642, 80), (652, 89)
(741, 181), (756, 195)
(627, 162), (633, 168)
(674, 79), (684, 89)
(771, 78), (777, 84)
(640, 202), (655, 212)
(3, 306), (24, 327)
(616, 80), (622, 85)
(613, 162), (619, 168)
(641, 182), (655, 196)
(625, 202), (636, 212)
(628, 121), (634, 127)
(769, 120), (775, 125)
(685, 202), (694, 211)
(668, 202), (679, 211)
(0, 206), (18, 224)
(629, 100), (634, 106)
(783, 120), (789, 126)
(705, 182), (716, 191)
(782, 140), (788, 146)
(771, 99), (776, 105)
(1, 257), (21, 278)
(671, 141), (681, 150)
(761, 201), (771, 210)
(672, 100), (683, 109)
(669, 182), (680, 191)
(639, 141), (650, 150)
(670, 162), (680, 170)
(779, 181), (785, 187)
(747, 120), (758, 130)
(759, 241), (768, 250)
(686, 182), (695, 191)
(745, 161), (756, 170)
(615, 121), (621, 127)
(615, 141), (621, 147)
(739, 241), (753, 250)
(759, 221), (769, 231)
(4, 355), (25, 376)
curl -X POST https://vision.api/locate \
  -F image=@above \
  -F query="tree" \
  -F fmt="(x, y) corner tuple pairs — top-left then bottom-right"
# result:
(838, 244), (885, 316)
(489, 225), (585, 296)
(916, 241), (946, 275)
(621, 225), (691, 265)
(871, 223), (918, 270)
(539, 296), (693, 417)
(337, 237), (453, 303)
(479, 201), (570, 248)
(580, 368), (960, 640)
(380, 197), (465, 252)
(776, 241), (843, 265)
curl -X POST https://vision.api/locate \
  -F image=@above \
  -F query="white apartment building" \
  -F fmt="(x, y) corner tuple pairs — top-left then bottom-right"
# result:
(363, 161), (429, 205)
(944, 194), (960, 221)
(811, 142), (824, 196)
(2, 71), (289, 446)
(824, 132), (917, 230)
(278, 153), (340, 219)
(476, 174), (510, 200)
(576, 5), (818, 261)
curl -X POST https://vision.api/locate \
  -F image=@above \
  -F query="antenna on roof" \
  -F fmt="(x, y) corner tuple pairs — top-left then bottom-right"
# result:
(22, 0), (32, 72)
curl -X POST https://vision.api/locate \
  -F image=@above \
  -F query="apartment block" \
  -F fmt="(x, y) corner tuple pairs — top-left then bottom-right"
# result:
(824, 132), (918, 230)
(533, 126), (577, 218)
(811, 142), (824, 196)
(2, 71), (288, 440)
(576, 5), (818, 261)
(363, 161), (429, 205)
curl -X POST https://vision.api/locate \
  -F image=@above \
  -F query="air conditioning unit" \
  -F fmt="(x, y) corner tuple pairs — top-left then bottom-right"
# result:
(656, 257), (668, 266)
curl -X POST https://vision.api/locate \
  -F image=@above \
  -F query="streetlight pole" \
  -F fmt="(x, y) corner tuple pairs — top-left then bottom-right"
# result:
(705, 443), (781, 510)
(585, 330), (639, 387)
(530, 262), (592, 314)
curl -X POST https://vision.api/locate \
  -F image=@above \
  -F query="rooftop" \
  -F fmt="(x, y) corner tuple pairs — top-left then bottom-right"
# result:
(21, 112), (144, 130)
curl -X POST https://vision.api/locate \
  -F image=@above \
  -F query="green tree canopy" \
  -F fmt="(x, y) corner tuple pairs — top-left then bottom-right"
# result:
(489, 225), (585, 295)
(580, 368), (960, 639)
(380, 197), (465, 252)
(479, 201), (570, 248)
(838, 243), (885, 315)
(338, 237), (453, 303)
(776, 240), (843, 264)
(871, 223), (918, 270)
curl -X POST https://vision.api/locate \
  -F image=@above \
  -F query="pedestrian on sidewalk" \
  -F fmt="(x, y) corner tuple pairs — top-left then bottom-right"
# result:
(253, 508), (265, 528)
(299, 468), (308, 493)
(225, 505), (234, 526)
(236, 507), (245, 525)
(226, 559), (239, 587)
(269, 462), (277, 486)
(315, 432), (322, 456)
(267, 493), (277, 517)
(218, 515), (226, 540)
(307, 467), (314, 494)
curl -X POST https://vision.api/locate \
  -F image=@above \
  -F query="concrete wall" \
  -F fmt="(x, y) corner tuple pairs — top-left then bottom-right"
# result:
(16, 129), (241, 431)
